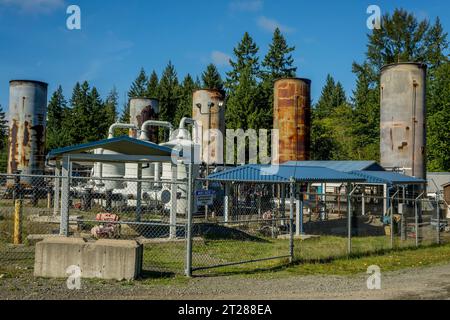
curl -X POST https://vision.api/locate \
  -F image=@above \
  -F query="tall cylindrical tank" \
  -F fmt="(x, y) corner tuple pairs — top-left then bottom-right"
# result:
(7, 80), (48, 186)
(128, 98), (159, 140)
(273, 78), (311, 164)
(192, 89), (225, 165)
(380, 63), (427, 179)
(124, 98), (160, 190)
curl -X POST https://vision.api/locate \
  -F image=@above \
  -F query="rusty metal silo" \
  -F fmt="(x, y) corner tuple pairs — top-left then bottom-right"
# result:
(129, 98), (159, 141)
(380, 63), (427, 179)
(192, 89), (225, 165)
(273, 78), (311, 164)
(7, 80), (48, 186)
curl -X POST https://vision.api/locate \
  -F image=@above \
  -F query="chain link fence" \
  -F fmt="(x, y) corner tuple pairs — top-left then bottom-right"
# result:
(0, 173), (188, 275)
(1, 172), (449, 277)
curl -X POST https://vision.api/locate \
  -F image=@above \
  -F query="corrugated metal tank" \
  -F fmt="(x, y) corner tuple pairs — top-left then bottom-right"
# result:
(124, 98), (160, 190)
(273, 78), (311, 164)
(380, 63), (427, 179)
(7, 80), (48, 186)
(192, 89), (225, 165)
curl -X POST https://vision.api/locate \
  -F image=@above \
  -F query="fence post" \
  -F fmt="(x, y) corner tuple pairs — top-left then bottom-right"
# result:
(60, 155), (71, 236)
(414, 192), (424, 248)
(185, 162), (194, 277)
(390, 190), (399, 249)
(53, 162), (61, 216)
(347, 183), (352, 255)
(436, 196), (440, 245)
(13, 199), (23, 245)
(289, 180), (295, 263)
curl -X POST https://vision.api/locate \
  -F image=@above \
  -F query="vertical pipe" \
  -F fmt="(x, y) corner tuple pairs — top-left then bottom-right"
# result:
(170, 164), (178, 239)
(289, 181), (295, 263)
(13, 199), (23, 245)
(295, 198), (300, 236)
(347, 183), (353, 255)
(415, 199), (419, 247)
(185, 161), (193, 277)
(136, 163), (142, 222)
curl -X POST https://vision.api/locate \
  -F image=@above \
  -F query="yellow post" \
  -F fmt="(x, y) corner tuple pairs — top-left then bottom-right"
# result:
(13, 199), (23, 245)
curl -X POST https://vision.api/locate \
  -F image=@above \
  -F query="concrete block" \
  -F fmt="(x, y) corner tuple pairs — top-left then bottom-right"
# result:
(34, 237), (143, 281)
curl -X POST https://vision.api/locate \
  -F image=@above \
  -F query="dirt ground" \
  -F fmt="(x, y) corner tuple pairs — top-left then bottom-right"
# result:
(1, 263), (450, 300)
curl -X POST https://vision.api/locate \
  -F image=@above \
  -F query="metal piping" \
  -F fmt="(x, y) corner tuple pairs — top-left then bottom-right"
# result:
(179, 117), (200, 144)
(108, 123), (139, 139)
(139, 120), (174, 141)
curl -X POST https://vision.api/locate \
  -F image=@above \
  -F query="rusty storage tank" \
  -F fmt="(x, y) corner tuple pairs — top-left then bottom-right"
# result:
(273, 78), (311, 164)
(380, 62), (427, 179)
(124, 98), (159, 189)
(7, 80), (48, 186)
(128, 98), (159, 140)
(192, 89), (225, 165)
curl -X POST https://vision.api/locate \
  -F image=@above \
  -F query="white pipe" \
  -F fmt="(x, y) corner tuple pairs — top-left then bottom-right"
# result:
(139, 120), (174, 141)
(108, 123), (139, 139)
(179, 117), (200, 144)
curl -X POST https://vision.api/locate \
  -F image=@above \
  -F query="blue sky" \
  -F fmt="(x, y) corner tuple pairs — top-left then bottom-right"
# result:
(0, 0), (449, 115)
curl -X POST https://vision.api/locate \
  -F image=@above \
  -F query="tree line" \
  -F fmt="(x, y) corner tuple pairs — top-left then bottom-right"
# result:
(0, 8), (449, 173)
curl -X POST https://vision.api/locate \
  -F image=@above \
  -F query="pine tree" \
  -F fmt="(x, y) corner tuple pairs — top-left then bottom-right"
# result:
(46, 86), (67, 151)
(258, 28), (297, 130)
(104, 87), (118, 126)
(201, 64), (224, 91)
(226, 66), (258, 130)
(262, 28), (296, 80)
(128, 68), (149, 99)
(158, 61), (180, 138)
(146, 70), (160, 98)
(311, 76), (348, 160)
(427, 62), (450, 171)
(351, 63), (380, 160)
(225, 32), (260, 92)
(225, 33), (260, 131)
(175, 74), (197, 127)
(89, 87), (109, 141)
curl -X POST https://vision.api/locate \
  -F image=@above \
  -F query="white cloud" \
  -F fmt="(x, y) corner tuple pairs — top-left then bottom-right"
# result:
(257, 16), (295, 33)
(229, 0), (263, 12)
(211, 51), (231, 67)
(0, 0), (65, 14)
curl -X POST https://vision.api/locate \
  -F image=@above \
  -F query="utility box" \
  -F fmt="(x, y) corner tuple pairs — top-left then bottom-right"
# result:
(34, 237), (143, 281)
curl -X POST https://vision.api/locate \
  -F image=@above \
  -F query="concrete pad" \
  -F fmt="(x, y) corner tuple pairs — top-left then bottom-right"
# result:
(34, 237), (143, 281)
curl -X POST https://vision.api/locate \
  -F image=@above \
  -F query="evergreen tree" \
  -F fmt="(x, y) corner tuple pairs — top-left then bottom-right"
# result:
(427, 62), (450, 171)
(225, 32), (260, 92)
(158, 61), (180, 138)
(146, 70), (160, 98)
(259, 28), (297, 130)
(225, 33), (260, 130)
(201, 64), (224, 91)
(128, 68), (149, 99)
(262, 28), (296, 80)
(89, 87), (109, 141)
(311, 76), (349, 160)
(46, 86), (68, 151)
(104, 87), (118, 126)
(175, 74), (197, 127)
(226, 66), (259, 130)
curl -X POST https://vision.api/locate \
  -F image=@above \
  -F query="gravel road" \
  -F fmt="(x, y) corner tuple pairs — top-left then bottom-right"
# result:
(1, 263), (450, 300)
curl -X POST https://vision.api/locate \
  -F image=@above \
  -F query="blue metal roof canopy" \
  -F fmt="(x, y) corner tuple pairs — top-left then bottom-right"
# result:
(284, 161), (385, 172)
(349, 170), (426, 186)
(46, 136), (173, 163)
(206, 164), (365, 183)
